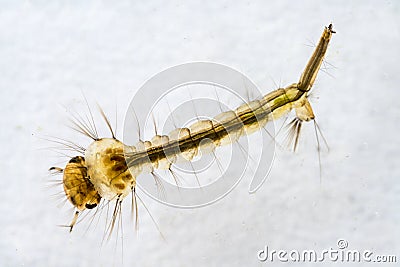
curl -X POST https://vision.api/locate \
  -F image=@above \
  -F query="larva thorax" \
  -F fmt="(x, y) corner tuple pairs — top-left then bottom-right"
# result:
(85, 138), (135, 200)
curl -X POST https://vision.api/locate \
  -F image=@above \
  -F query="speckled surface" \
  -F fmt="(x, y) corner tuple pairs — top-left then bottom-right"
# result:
(0, 1), (399, 266)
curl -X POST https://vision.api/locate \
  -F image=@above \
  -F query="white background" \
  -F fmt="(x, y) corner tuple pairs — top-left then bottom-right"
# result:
(0, 1), (399, 266)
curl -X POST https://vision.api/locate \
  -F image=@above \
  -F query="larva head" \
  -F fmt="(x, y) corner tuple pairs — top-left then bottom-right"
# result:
(85, 138), (136, 200)
(63, 156), (101, 211)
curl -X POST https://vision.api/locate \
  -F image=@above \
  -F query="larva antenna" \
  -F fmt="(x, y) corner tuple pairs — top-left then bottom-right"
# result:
(57, 210), (79, 232)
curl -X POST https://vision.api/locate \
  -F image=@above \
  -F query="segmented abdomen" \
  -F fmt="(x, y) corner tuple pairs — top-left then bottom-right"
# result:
(125, 83), (302, 176)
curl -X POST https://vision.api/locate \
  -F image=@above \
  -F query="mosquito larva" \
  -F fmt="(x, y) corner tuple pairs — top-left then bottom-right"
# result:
(51, 24), (335, 232)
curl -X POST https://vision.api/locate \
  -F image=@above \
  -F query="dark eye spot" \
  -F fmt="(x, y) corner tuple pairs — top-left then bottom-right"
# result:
(69, 156), (82, 164)
(85, 203), (98, 209)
